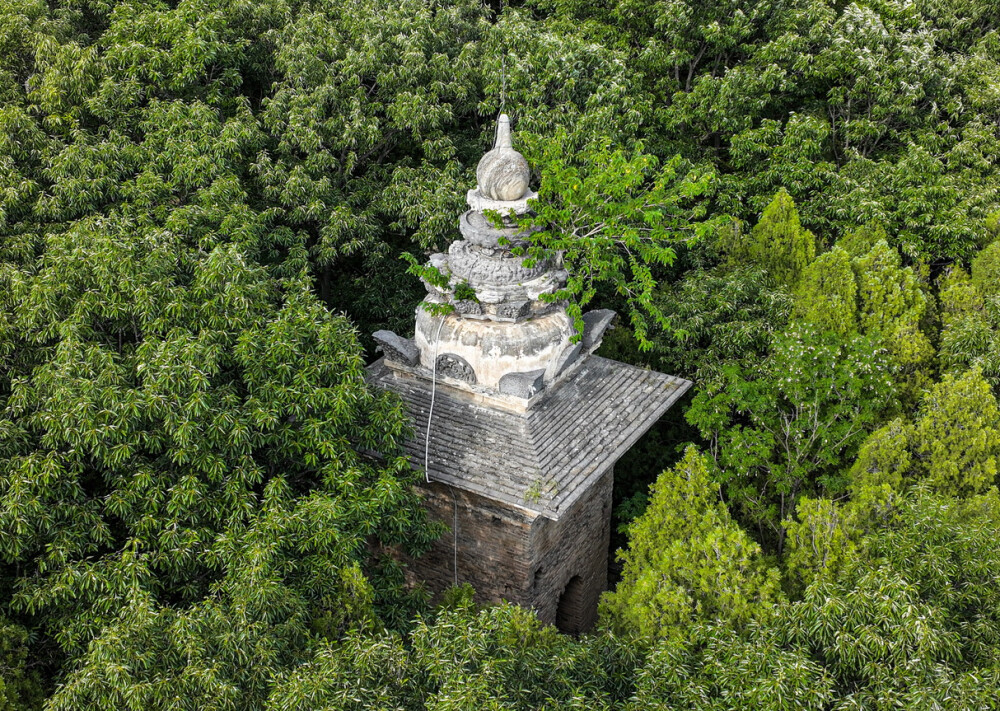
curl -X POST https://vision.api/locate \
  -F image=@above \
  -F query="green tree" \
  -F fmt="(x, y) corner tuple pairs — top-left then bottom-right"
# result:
(1, 259), (438, 707)
(633, 488), (1000, 710)
(786, 369), (1000, 590)
(627, 623), (834, 711)
(724, 189), (815, 286)
(267, 593), (622, 710)
(793, 232), (933, 402)
(911, 368), (1000, 496)
(0, 0), (450, 699)
(971, 238), (1000, 298)
(0, 617), (44, 711)
(513, 133), (720, 349)
(650, 265), (793, 382)
(792, 246), (857, 336)
(852, 238), (933, 399)
(847, 417), (913, 493)
(782, 496), (863, 591)
(265, 486), (1000, 711)
(937, 264), (1000, 389)
(687, 325), (895, 550)
(600, 448), (781, 641)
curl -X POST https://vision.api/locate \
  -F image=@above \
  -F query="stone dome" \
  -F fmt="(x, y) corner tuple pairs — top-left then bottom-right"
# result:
(476, 114), (531, 201)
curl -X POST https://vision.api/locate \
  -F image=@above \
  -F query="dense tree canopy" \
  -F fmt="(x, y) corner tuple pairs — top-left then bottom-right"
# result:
(2, 0), (1000, 708)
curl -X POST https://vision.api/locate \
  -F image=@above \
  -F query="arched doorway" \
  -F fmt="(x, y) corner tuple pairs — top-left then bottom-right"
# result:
(555, 575), (586, 634)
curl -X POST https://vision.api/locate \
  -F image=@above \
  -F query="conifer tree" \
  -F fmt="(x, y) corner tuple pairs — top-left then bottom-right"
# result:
(792, 246), (857, 336)
(938, 265), (1000, 388)
(729, 188), (816, 286)
(836, 224), (887, 258)
(912, 368), (1000, 496)
(972, 239), (1000, 299)
(852, 238), (934, 400)
(600, 447), (781, 641)
(847, 417), (913, 493)
(782, 496), (862, 590)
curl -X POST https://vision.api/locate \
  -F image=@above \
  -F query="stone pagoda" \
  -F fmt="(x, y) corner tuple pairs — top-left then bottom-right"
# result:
(369, 115), (690, 633)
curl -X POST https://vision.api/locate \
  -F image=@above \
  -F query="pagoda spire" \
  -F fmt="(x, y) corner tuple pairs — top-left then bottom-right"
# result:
(373, 114), (615, 406)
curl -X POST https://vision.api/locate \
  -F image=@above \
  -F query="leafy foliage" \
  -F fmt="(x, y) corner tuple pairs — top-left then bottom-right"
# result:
(938, 259), (1000, 392)
(723, 189), (815, 286)
(3, 0), (1000, 706)
(651, 265), (793, 381)
(784, 367), (1000, 590)
(0, 617), (44, 711)
(600, 448), (781, 641)
(268, 593), (626, 710)
(687, 324), (895, 550)
(516, 135), (720, 349)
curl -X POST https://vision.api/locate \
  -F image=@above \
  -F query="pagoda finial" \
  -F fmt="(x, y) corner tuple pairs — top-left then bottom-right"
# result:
(495, 113), (513, 149)
(477, 113), (530, 201)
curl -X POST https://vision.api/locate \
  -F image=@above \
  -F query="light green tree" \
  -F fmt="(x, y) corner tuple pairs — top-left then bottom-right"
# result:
(786, 370), (1000, 591)
(792, 246), (857, 336)
(792, 232), (933, 402)
(724, 188), (816, 286)
(846, 238), (932, 403)
(971, 239), (1000, 298)
(938, 265), (1000, 388)
(847, 417), (913, 493)
(782, 496), (863, 591)
(912, 368), (1000, 495)
(633, 488), (1000, 710)
(600, 447), (782, 641)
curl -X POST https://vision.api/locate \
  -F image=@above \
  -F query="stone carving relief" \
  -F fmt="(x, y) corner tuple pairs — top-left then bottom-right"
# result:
(494, 301), (530, 320)
(447, 241), (547, 286)
(436, 354), (477, 384)
(373, 330), (420, 366)
(453, 299), (483, 316)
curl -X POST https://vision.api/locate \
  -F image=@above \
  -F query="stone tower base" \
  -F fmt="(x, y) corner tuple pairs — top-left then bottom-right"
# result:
(369, 355), (691, 633)
(409, 467), (613, 633)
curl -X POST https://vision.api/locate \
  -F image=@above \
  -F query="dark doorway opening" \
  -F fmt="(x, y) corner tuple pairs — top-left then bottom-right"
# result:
(555, 575), (586, 634)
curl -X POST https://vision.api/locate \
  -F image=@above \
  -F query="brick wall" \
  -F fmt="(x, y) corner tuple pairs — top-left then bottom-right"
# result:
(404, 467), (614, 634)
(528, 467), (613, 632)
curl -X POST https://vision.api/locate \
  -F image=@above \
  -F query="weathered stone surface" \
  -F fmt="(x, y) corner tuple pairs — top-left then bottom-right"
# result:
(373, 330), (419, 366)
(402, 467), (613, 633)
(458, 210), (534, 248)
(448, 241), (548, 286)
(452, 299), (483, 316)
(523, 269), (569, 300)
(494, 300), (530, 320)
(553, 342), (583, 377)
(415, 308), (574, 390)
(498, 369), (546, 398)
(368, 355), (692, 519)
(435, 353), (477, 383)
(476, 114), (531, 201)
(581, 309), (617, 352)
(466, 188), (537, 216)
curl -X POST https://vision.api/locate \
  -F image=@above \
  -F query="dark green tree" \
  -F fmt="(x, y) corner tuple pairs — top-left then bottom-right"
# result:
(687, 324), (895, 550)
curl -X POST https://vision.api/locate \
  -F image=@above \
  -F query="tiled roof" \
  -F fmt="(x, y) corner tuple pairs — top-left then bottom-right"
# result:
(369, 356), (692, 521)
